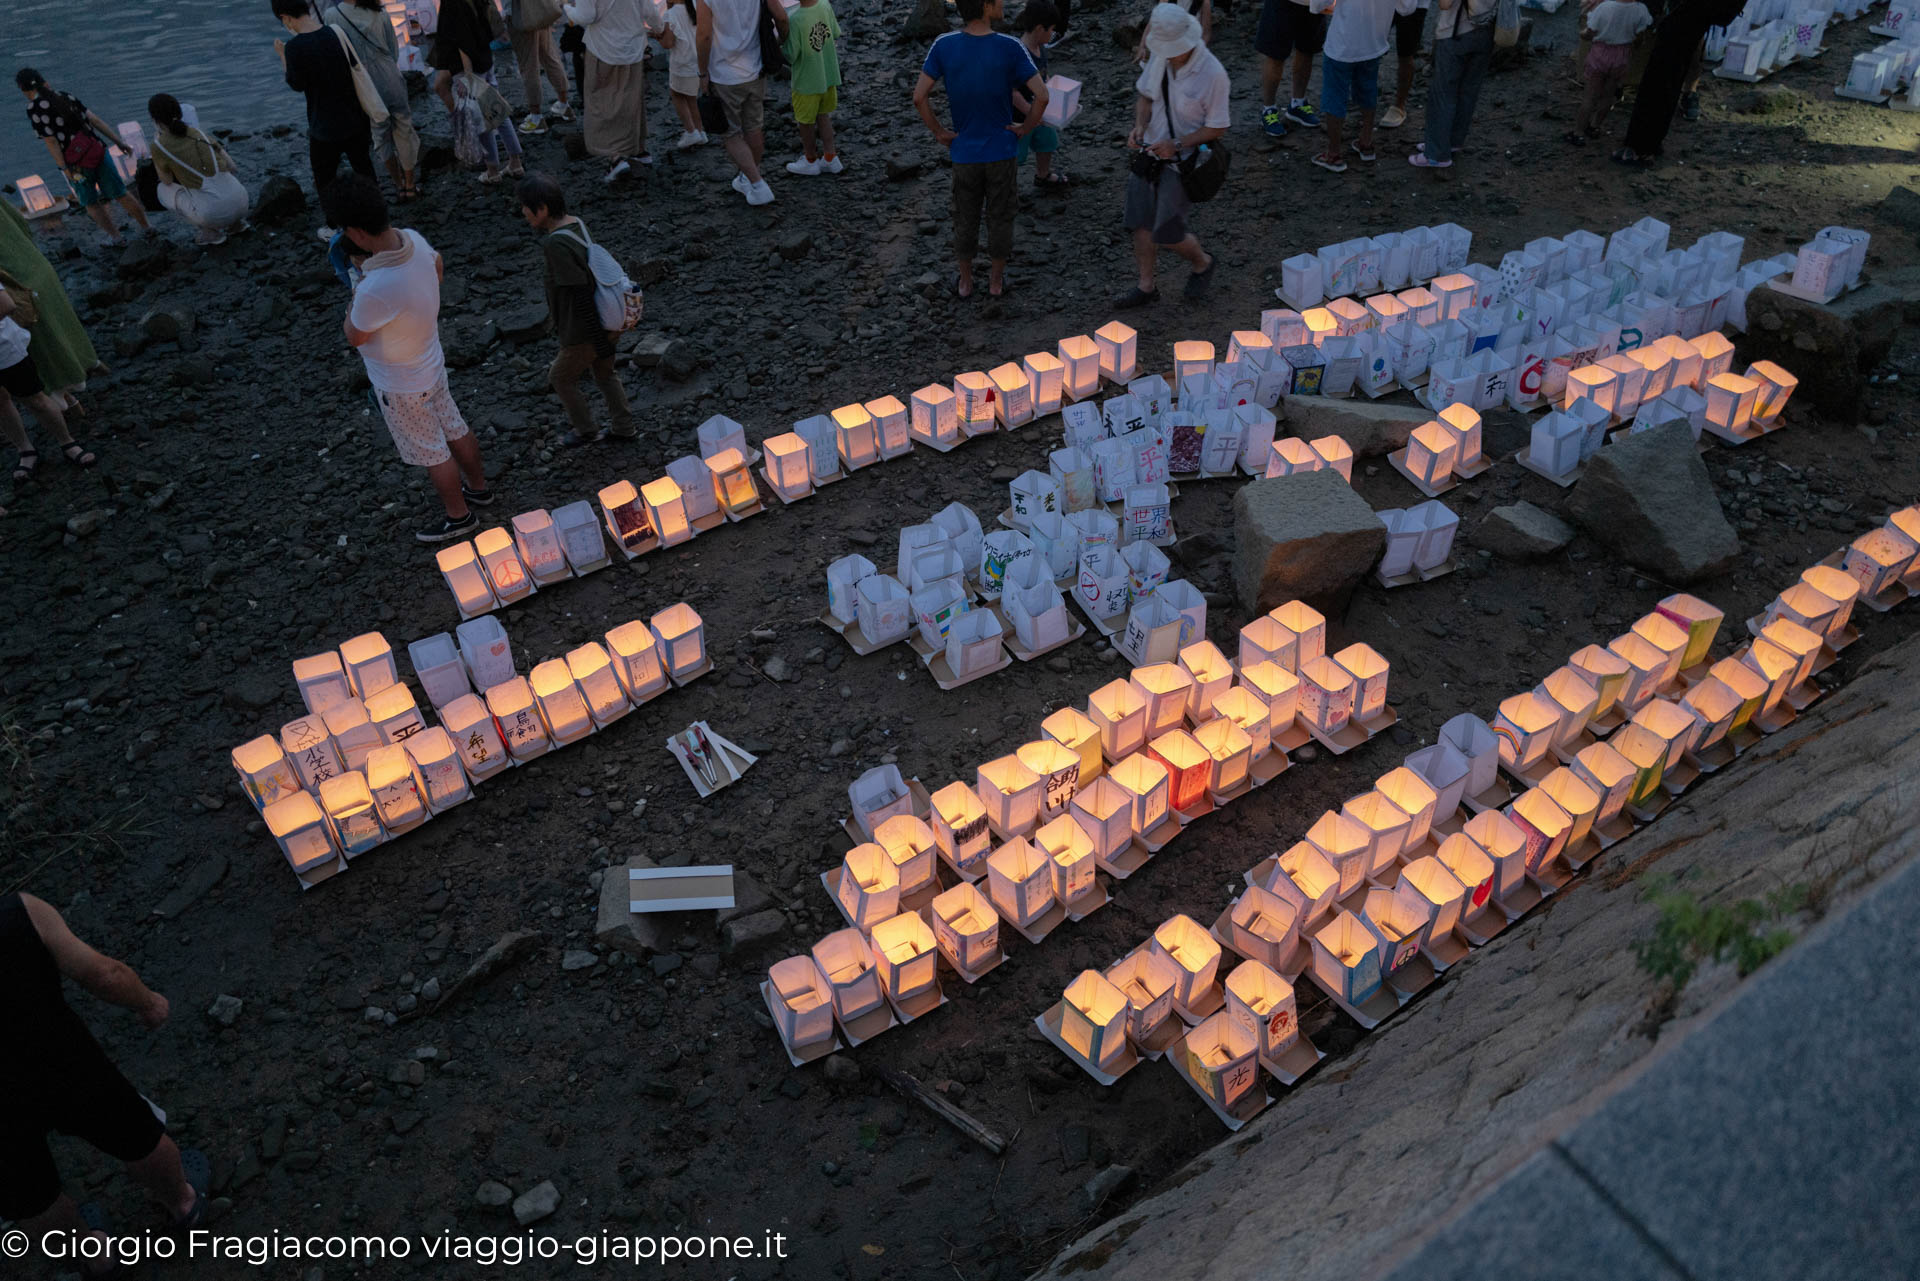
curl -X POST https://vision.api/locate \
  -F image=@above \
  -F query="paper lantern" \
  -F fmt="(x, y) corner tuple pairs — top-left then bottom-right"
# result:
(1018, 738), (1083, 823)
(650, 603), (706, 682)
(439, 692), (508, 780)
(485, 677), (551, 761)
(404, 726), (470, 813)
(1088, 679), (1149, 761)
(1212, 686), (1274, 762)
(1109, 752), (1172, 838)
(1680, 673), (1743, 760)
(986, 837), (1055, 929)
(1306, 809), (1371, 897)
(1150, 914), (1221, 1010)
(981, 362), (1029, 429)
(1312, 911), (1384, 1005)
(830, 403), (881, 471)
(923, 782), (988, 879)
(1226, 961), (1301, 1064)
(1360, 887), (1430, 981)
(1144, 729), (1210, 815)
(1042, 706), (1104, 785)
(510, 509), (572, 584)
(1239, 661), (1301, 745)
(836, 843), (901, 929)
(1563, 363), (1619, 419)
(402, 634), (467, 712)
(1020, 352), (1064, 417)
(1844, 526), (1918, 601)
(1606, 633), (1669, 715)
(1436, 831), (1496, 920)
(1308, 435), (1355, 481)
(976, 755), (1043, 838)
(1106, 948), (1178, 1044)
(1535, 667), (1600, 750)
(1193, 717), (1253, 796)
(1051, 781), (1127, 873)
(232, 735), (303, 811)
(1652, 593), (1724, 671)
(1570, 739), (1635, 830)
(1397, 856), (1467, 954)
(436, 542), (498, 616)
(1173, 340), (1215, 386)
(1343, 790), (1412, 879)
(1440, 712), (1500, 798)
(1746, 360), (1797, 425)
(1237, 615), (1294, 671)
(523, 659), (588, 745)
(906, 385), (957, 451)
(1223, 887), (1300, 971)
(364, 682), (426, 745)
(1708, 656), (1769, 740)
(1058, 335), (1101, 400)
(1264, 840), (1341, 926)
(364, 743), (429, 835)
(1404, 742), (1470, 821)
(1493, 691), (1559, 776)
(16, 174), (60, 216)
(767, 955), (836, 1056)
(1508, 784), (1575, 877)
(1540, 765), (1601, 851)
(1376, 766), (1440, 849)
(321, 698), (381, 771)
(1464, 807), (1528, 906)
(1265, 437), (1321, 479)
(761, 433), (814, 502)
(557, 493), (614, 565)
(1177, 641), (1233, 722)
(595, 622), (663, 707)
(1228, 329), (1274, 367)
(1761, 617), (1825, 693)
(279, 714), (344, 791)
(1157, 579), (1208, 647)
(1180, 1013), (1260, 1110)
(1738, 634), (1799, 726)
(1798, 565), (1861, 647)
(319, 771), (385, 857)
(1632, 699), (1703, 776)
(844, 766), (910, 845)
(812, 929), (887, 1026)
(1703, 372), (1758, 439)
(792, 414), (841, 481)
(1610, 721), (1670, 812)
(696, 415), (750, 461)
(1630, 612), (1691, 692)
(1061, 970), (1130, 1072)
(1298, 656), (1355, 737)
(1269, 601), (1326, 668)
(1127, 663), (1193, 738)
(1402, 420), (1459, 490)
(1095, 322), (1138, 383)
(597, 480), (655, 555)
(1333, 644), (1389, 723)
(294, 651), (353, 715)
(265, 791), (339, 879)
(1032, 815), (1095, 912)
(474, 526), (534, 603)
(1569, 643), (1631, 721)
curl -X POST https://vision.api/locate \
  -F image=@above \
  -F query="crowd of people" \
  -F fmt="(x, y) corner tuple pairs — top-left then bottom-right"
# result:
(2, 0), (1728, 535)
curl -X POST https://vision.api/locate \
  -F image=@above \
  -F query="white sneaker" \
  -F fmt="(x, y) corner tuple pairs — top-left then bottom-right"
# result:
(603, 157), (632, 184)
(518, 112), (548, 135)
(635, 152), (654, 166)
(731, 172), (751, 197)
(821, 155), (843, 174)
(674, 130), (704, 150)
(747, 179), (775, 206)
(547, 101), (575, 121)
(785, 156), (822, 176)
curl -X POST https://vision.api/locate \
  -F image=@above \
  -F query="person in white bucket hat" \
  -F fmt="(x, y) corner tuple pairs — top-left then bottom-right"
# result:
(1114, 3), (1230, 309)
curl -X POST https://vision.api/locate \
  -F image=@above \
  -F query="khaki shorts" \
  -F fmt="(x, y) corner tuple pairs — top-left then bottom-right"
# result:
(375, 377), (471, 467)
(714, 78), (766, 136)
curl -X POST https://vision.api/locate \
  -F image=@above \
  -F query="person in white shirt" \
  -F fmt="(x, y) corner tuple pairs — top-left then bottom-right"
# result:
(1115, 4), (1229, 308)
(1566, 0), (1650, 144)
(697, 0), (791, 206)
(1313, 0), (1418, 172)
(1410, 0), (1497, 167)
(323, 175), (494, 544)
(564, 0), (662, 182)
(1382, 0), (1431, 129)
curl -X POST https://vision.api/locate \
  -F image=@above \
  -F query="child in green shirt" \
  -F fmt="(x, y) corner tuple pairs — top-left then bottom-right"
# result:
(783, 0), (844, 175)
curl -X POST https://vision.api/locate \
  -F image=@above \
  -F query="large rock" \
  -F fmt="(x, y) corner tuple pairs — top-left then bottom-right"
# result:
(594, 857), (666, 958)
(496, 305), (549, 344)
(1279, 395), (1431, 458)
(1472, 502), (1574, 561)
(1564, 422), (1739, 583)
(253, 175), (307, 225)
(1741, 287), (1864, 418)
(1826, 264), (1920, 370)
(1231, 470), (1387, 614)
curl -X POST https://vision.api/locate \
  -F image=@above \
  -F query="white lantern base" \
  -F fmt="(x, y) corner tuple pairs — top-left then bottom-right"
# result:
(1168, 1037), (1273, 1132)
(1213, 900), (1314, 979)
(937, 939), (1007, 985)
(1660, 756), (1704, 798)
(1131, 1013), (1187, 1061)
(837, 778), (936, 847)
(1007, 898), (1069, 946)
(1526, 854), (1578, 898)
(820, 606), (910, 656)
(1551, 728), (1603, 767)
(1701, 416), (1770, 446)
(1423, 928), (1472, 971)
(837, 999), (899, 1047)
(292, 854), (347, 891)
(668, 656), (716, 688)
(1456, 898), (1511, 947)
(1263, 1034), (1326, 1087)
(1384, 952), (1441, 1000)
(923, 644), (1013, 691)
(1493, 877), (1546, 921)
(1061, 877), (1111, 922)
(1305, 703), (1399, 756)
(1513, 443), (1583, 488)
(1035, 1000), (1141, 1087)
(761, 980), (845, 1067)
(1069, 590), (1128, 641)
(1096, 838), (1155, 881)
(1173, 980), (1227, 1027)
(1592, 810), (1639, 849)
(1303, 967), (1404, 1029)
(1386, 447), (1459, 499)
(885, 980), (947, 1024)
(995, 609), (1087, 664)
(1374, 556), (1459, 590)
(1497, 751), (1557, 792)
(1461, 777), (1517, 815)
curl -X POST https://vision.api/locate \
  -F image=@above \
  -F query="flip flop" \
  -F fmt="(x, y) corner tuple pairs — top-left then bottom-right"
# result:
(172, 1147), (211, 1231)
(62, 442), (97, 468)
(13, 450), (37, 483)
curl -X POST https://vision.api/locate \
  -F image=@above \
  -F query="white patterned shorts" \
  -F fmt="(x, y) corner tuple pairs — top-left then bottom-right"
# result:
(375, 377), (471, 467)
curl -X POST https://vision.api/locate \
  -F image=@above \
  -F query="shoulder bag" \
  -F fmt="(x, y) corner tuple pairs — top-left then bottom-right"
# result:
(1161, 65), (1229, 203)
(515, 0), (566, 31)
(331, 25), (393, 125)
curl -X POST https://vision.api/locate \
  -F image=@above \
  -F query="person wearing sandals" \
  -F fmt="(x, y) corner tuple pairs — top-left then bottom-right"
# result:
(1562, 0), (1649, 147)
(1014, 2), (1069, 191)
(325, 0), (424, 201)
(146, 95), (251, 245)
(16, 69), (152, 248)
(518, 172), (637, 447)
(1409, 0), (1497, 168)
(324, 175), (495, 543)
(1, 291), (95, 481)
(1311, 0), (1418, 173)
(0, 892), (209, 1271)
(1114, 4), (1226, 309)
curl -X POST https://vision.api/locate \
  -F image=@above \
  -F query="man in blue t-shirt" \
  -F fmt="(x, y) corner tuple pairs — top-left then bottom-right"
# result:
(913, 0), (1047, 300)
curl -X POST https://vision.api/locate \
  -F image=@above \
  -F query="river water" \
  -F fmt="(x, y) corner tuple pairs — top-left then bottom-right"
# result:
(4, 0), (332, 195)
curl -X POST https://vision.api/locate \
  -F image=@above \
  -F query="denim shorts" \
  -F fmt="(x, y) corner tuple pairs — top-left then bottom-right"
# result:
(1319, 55), (1382, 120)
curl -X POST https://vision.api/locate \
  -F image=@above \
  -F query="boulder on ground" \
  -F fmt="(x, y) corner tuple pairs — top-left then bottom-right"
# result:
(1742, 287), (1864, 418)
(595, 857), (666, 958)
(253, 174), (306, 225)
(1565, 422), (1739, 583)
(1279, 395), (1431, 459)
(1473, 502), (1574, 561)
(1232, 470), (1386, 614)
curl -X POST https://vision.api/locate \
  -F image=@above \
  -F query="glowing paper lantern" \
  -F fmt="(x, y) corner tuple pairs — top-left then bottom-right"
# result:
(1177, 641), (1234, 722)
(265, 791), (339, 881)
(1570, 643), (1631, 722)
(1024, 352), (1065, 415)
(1146, 729), (1211, 815)
(436, 692), (505, 781)
(977, 754), (1043, 837)
(1264, 840), (1341, 926)
(1376, 766), (1439, 848)
(364, 743), (429, 835)
(1109, 752), (1173, 840)
(1130, 662), (1195, 737)
(1571, 740), (1635, 832)
(1088, 679), (1149, 761)
(762, 433), (814, 501)
(830, 403), (880, 471)
(1061, 970), (1130, 1072)
(280, 714), (343, 791)
(294, 651), (354, 716)
(1534, 667), (1600, 751)
(321, 698), (381, 772)
(1213, 686), (1274, 763)
(1222, 887), (1301, 971)
(1240, 660), (1301, 746)
(871, 911), (940, 1010)
(650, 603), (707, 682)
(1306, 809), (1371, 897)
(1343, 790), (1412, 880)
(987, 837), (1055, 929)
(1071, 775), (1135, 864)
(485, 677), (551, 761)
(232, 735), (303, 811)
(436, 542), (498, 616)
(1059, 335), (1101, 400)
(811, 929), (888, 1030)
(364, 682), (426, 745)
(929, 781), (992, 879)
(1017, 738), (1083, 822)
(836, 843), (901, 929)
(1436, 832), (1496, 925)
(1312, 911), (1384, 1006)
(1095, 321), (1138, 383)
(1333, 643), (1389, 722)
(511, 509), (572, 583)
(767, 955), (836, 1058)
(1043, 706), (1104, 784)
(319, 771), (384, 857)
(404, 726), (470, 813)
(1630, 612), (1691, 692)
(1036, 813), (1099, 908)
(1494, 692), (1560, 776)
(474, 526), (534, 604)
(1193, 716), (1253, 797)
(1464, 808), (1528, 908)
(1298, 656), (1356, 737)
(1396, 856), (1467, 962)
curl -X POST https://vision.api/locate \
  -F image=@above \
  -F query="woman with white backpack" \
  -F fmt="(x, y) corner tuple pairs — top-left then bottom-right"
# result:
(516, 172), (641, 446)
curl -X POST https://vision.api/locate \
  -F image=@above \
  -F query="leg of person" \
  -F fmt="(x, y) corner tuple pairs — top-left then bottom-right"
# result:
(1288, 11), (1324, 126)
(718, 83), (764, 185)
(393, 114), (422, 196)
(123, 1133), (199, 1223)
(23, 391), (91, 465)
(0, 385), (38, 480)
(797, 120), (818, 163)
(117, 194), (151, 232)
(951, 162), (984, 297)
(8, 1134), (114, 1279)
(1254, 0), (1291, 134)
(83, 202), (119, 241)
(1447, 25), (1495, 153)
(1589, 59), (1626, 132)
(1420, 33), (1464, 164)
(1385, 5), (1421, 126)
(42, 1027), (193, 1228)
(790, 93), (821, 170)
(817, 106), (837, 166)
(1353, 57), (1379, 156)
(449, 431), (489, 498)
(591, 354), (635, 438)
(982, 158), (1017, 296)
(548, 343), (603, 442)
(1033, 129), (1052, 182)
(375, 385), (471, 534)
(480, 119), (503, 179)
(435, 69), (455, 119)
(538, 28), (571, 109)
(346, 138), (376, 180)
(1681, 35), (1705, 119)
(1316, 56), (1349, 168)
(1132, 227), (1158, 293)
(511, 24), (546, 116)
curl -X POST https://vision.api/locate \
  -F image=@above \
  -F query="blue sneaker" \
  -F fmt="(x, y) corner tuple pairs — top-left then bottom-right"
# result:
(1285, 101), (1321, 128)
(1261, 104), (1288, 137)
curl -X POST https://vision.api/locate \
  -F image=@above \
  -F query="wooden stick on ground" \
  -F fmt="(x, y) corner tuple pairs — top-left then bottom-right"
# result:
(875, 1065), (1010, 1154)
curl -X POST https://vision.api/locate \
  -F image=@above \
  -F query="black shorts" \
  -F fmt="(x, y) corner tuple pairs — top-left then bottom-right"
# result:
(1255, 0), (1326, 61)
(1394, 5), (1427, 56)
(0, 356), (42, 399)
(0, 1030), (165, 1219)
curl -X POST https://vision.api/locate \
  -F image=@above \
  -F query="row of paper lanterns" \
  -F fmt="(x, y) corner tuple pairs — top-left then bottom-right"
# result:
(762, 597), (1400, 1063)
(229, 605), (710, 887)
